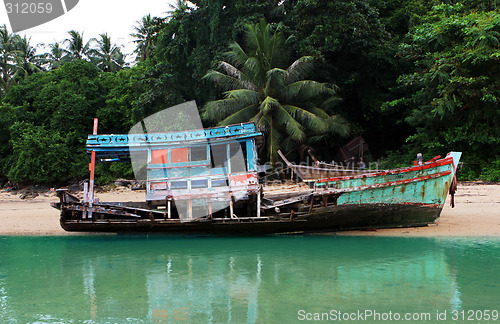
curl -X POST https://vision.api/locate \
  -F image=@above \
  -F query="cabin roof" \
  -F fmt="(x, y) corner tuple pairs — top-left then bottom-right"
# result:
(87, 122), (261, 162)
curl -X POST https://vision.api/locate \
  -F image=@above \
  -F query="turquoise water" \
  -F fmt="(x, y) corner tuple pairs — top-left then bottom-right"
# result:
(0, 236), (499, 323)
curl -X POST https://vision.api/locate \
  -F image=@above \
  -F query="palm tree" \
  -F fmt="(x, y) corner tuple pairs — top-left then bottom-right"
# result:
(89, 33), (125, 72)
(166, 0), (191, 20)
(63, 30), (92, 60)
(43, 42), (65, 70)
(131, 14), (164, 61)
(12, 36), (44, 78)
(0, 25), (18, 96)
(203, 20), (346, 164)
(0, 27), (45, 96)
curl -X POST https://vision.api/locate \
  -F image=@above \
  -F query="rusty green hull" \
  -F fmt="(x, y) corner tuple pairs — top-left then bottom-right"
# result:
(314, 152), (461, 209)
(53, 153), (461, 234)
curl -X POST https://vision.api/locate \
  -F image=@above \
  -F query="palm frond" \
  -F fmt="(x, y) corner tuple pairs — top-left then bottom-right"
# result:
(285, 56), (315, 84)
(225, 42), (249, 67)
(203, 70), (257, 91)
(242, 57), (266, 88)
(283, 105), (327, 133)
(260, 96), (306, 142)
(266, 68), (287, 95)
(219, 104), (259, 126)
(245, 19), (289, 70)
(320, 95), (343, 111)
(258, 96), (279, 115)
(244, 21), (262, 57)
(284, 80), (336, 102)
(274, 103), (306, 142)
(252, 111), (269, 133)
(266, 28), (288, 69)
(218, 62), (258, 91)
(327, 114), (350, 137)
(224, 89), (261, 105)
(202, 97), (254, 122)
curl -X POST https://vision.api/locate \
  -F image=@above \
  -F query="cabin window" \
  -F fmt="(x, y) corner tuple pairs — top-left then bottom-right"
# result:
(211, 178), (229, 187)
(210, 144), (228, 168)
(191, 179), (208, 188)
(230, 142), (247, 173)
(151, 149), (168, 164)
(170, 181), (188, 189)
(171, 148), (188, 163)
(190, 146), (207, 162)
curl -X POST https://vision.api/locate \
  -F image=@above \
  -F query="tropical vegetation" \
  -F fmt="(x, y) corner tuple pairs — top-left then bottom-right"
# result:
(0, 0), (498, 185)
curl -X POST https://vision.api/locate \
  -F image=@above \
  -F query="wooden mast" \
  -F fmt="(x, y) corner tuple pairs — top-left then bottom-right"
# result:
(88, 118), (98, 219)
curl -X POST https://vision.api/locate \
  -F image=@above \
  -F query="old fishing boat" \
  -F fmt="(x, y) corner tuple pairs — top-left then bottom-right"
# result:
(52, 121), (461, 234)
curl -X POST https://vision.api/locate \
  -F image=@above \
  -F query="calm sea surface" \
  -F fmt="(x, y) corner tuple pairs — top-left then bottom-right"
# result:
(0, 235), (499, 323)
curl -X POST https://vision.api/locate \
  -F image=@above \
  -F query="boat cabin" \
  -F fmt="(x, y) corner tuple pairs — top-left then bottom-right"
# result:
(86, 123), (262, 220)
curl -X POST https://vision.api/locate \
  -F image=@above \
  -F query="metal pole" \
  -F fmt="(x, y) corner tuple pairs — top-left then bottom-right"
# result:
(256, 191), (261, 217)
(88, 118), (98, 219)
(83, 182), (88, 219)
(188, 199), (193, 220)
(230, 196), (234, 219)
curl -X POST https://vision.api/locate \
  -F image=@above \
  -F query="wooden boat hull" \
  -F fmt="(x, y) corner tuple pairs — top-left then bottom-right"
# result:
(53, 152), (461, 234)
(57, 203), (441, 234)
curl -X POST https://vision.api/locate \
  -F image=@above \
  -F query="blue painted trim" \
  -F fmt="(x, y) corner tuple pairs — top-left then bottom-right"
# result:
(246, 139), (256, 171)
(87, 123), (261, 148)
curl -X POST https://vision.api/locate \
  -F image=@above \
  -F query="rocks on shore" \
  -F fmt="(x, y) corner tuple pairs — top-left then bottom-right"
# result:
(19, 192), (39, 200)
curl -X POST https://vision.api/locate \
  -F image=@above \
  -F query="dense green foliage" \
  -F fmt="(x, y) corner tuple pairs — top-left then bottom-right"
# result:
(0, 61), (145, 184)
(383, 3), (500, 179)
(0, 0), (498, 185)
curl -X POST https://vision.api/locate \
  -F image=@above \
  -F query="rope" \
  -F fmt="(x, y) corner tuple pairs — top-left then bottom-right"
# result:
(449, 160), (459, 208)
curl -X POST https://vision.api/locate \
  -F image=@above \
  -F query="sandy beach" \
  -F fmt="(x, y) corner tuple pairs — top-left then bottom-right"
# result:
(0, 182), (498, 236)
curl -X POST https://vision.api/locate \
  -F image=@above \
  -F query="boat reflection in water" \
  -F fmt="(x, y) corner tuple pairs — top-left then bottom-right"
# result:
(0, 236), (499, 323)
